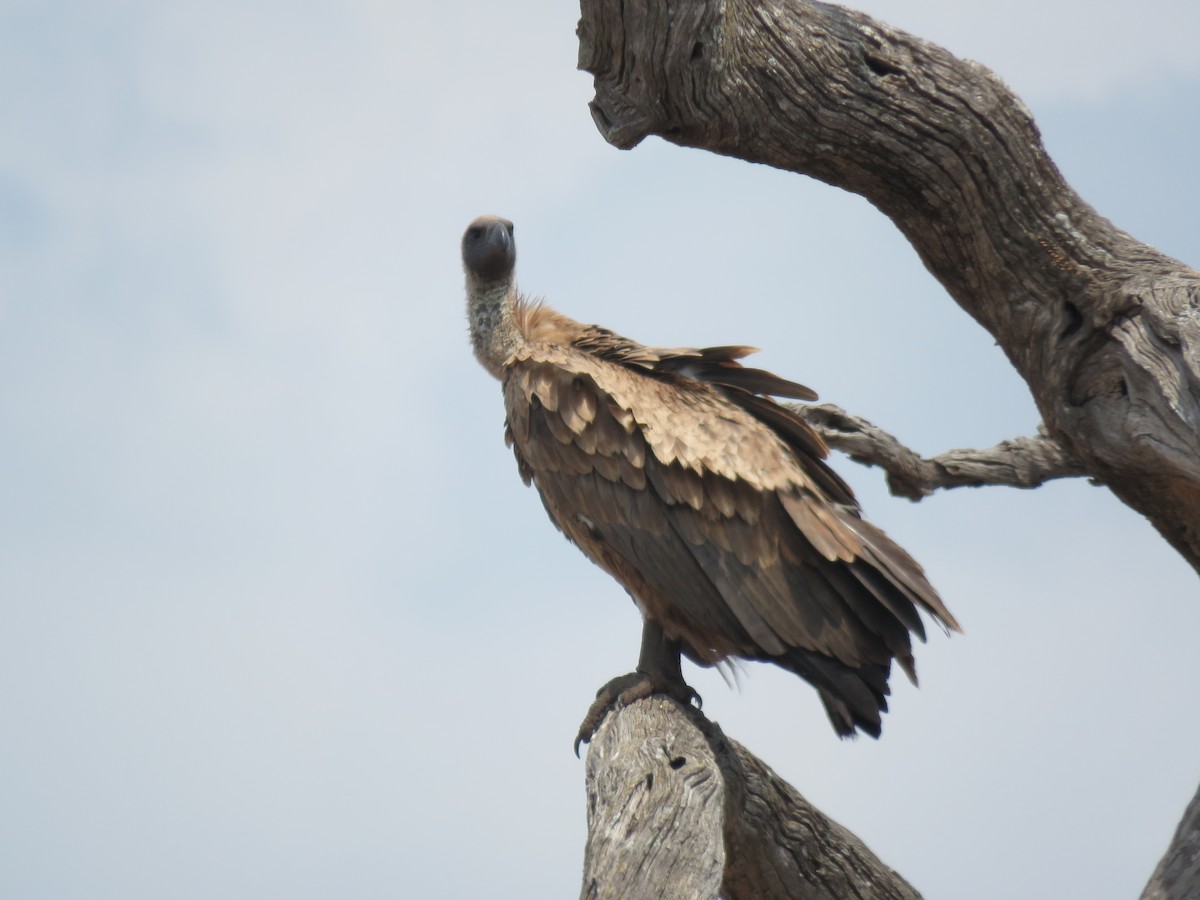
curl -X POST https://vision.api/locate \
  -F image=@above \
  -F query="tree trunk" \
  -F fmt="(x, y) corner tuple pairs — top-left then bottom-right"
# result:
(574, 0), (1200, 896)
(582, 697), (921, 899)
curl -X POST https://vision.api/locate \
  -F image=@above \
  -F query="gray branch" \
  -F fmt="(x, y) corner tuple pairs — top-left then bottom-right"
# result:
(582, 697), (921, 900)
(575, 0), (1200, 896)
(578, 0), (1200, 574)
(791, 403), (1086, 501)
(1141, 783), (1200, 900)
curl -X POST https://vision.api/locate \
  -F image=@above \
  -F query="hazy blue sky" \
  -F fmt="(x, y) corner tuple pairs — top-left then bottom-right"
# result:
(1, 2), (1197, 898)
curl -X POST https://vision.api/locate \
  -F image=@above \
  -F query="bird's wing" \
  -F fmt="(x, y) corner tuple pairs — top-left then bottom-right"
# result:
(504, 344), (956, 735)
(516, 301), (854, 503)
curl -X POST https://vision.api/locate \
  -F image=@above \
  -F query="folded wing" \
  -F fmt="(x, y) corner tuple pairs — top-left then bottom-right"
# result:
(504, 339), (957, 738)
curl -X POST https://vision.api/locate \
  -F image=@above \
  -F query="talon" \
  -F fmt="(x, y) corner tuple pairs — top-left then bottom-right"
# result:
(573, 669), (700, 755)
(574, 673), (646, 755)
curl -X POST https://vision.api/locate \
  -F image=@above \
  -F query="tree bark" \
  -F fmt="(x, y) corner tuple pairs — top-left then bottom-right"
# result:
(575, 0), (1200, 896)
(582, 696), (921, 899)
(1141, 783), (1200, 900)
(793, 404), (1085, 500)
(576, 0), (1200, 576)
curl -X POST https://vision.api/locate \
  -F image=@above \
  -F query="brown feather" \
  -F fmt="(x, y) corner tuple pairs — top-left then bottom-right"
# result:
(779, 491), (860, 563)
(702, 470), (738, 519)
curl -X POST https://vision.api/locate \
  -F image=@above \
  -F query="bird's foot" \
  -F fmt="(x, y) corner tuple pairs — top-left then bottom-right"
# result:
(573, 671), (702, 756)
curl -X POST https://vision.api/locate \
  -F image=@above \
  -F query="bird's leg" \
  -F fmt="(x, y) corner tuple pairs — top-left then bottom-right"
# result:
(574, 619), (702, 755)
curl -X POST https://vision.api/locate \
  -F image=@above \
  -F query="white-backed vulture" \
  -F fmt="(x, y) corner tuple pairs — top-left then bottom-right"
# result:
(462, 214), (959, 751)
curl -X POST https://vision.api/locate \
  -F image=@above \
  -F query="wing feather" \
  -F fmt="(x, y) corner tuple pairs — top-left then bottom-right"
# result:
(840, 515), (960, 632)
(702, 469), (737, 519)
(779, 491), (860, 563)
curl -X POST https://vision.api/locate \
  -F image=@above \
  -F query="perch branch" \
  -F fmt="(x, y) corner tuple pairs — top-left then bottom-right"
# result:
(582, 696), (921, 900)
(576, 3), (1200, 897)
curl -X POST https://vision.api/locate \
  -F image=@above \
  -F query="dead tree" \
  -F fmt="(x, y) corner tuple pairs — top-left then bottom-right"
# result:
(582, 698), (922, 899)
(574, 0), (1200, 897)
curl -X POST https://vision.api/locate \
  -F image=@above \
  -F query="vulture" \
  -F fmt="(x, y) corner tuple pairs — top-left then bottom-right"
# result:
(462, 214), (959, 750)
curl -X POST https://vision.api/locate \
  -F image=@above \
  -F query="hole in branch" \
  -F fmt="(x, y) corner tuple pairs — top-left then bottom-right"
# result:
(1061, 300), (1083, 341)
(691, 42), (704, 62)
(669, 756), (686, 770)
(864, 52), (903, 78)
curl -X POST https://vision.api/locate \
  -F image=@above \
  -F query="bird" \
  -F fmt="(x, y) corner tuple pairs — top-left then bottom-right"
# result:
(462, 214), (959, 752)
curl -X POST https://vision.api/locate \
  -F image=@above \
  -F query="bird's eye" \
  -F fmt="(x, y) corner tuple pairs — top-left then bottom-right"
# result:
(468, 227), (482, 240)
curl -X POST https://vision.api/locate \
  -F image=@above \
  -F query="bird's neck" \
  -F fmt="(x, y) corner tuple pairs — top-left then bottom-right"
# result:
(467, 278), (524, 380)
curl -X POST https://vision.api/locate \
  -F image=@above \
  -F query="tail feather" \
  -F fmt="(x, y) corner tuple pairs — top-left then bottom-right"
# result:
(844, 516), (961, 633)
(776, 647), (891, 738)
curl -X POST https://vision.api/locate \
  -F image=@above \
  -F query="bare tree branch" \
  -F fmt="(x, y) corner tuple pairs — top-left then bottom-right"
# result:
(582, 696), (922, 900)
(1142, 783), (1200, 900)
(577, 0), (1200, 575)
(791, 403), (1086, 500)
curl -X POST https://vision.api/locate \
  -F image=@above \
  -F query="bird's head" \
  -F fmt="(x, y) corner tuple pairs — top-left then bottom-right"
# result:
(462, 215), (516, 284)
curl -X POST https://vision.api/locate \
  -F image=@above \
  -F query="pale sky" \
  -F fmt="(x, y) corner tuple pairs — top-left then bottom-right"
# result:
(1, 2), (1197, 898)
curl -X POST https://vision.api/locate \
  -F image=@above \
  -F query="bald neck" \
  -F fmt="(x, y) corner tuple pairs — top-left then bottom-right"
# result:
(466, 275), (524, 380)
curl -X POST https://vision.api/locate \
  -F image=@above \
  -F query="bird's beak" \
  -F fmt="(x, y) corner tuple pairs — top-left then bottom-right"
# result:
(487, 220), (512, 251)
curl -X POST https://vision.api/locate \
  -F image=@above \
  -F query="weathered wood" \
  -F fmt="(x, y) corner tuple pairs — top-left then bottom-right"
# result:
(792, 403), (1085, 500)
(582, 697), (922, 899)
(576, 1), (1200, 895)
(581, 697), (725, 899)
(1142, 782), (1200, 900)
(577, 0), (1200, 577)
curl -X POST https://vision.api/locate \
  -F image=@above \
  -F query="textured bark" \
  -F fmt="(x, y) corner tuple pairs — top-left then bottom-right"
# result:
(582, 696), (921, 899)
(1142, 782), (1200, 900)
(577, 0), (1200, 576)
(576, 0), (1200, 896)
(793, 403), (1086, 500)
